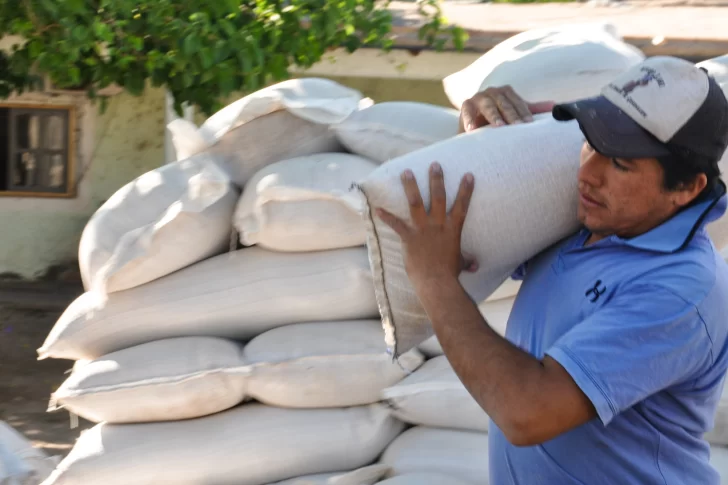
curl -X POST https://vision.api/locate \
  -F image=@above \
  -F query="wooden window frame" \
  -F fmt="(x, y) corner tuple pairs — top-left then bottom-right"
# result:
(0, 103), (77, 198)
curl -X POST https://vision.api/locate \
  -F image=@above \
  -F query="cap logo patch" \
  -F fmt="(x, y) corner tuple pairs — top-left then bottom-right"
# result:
(608, 67), (666, 118)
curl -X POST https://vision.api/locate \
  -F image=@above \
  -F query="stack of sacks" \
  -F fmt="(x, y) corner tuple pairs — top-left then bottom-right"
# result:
(330, 101), (461, 163)
(379, 427), (490, 484)
(166, 77), (363, 185)
(443, 22), (645, 109)
(38, 79), (432, 485)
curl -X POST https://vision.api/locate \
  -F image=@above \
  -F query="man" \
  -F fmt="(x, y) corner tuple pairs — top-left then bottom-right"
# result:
(376, 56), (728, 483)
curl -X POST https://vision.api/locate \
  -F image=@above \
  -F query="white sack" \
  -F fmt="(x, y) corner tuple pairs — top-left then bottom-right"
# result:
(332, 102), (460, 163)
(356, 117), (583, 356)
(380, 427), (489, 485)
(705, 378), (728, 446)
(49, 337), (248, 424)
(245, 320), (423, 408)
(0, 422), (58, 485)
(270, 465), (390, 485)
(710, 445), (728, 482)
(39, 246), (378, 361)
(168, 78), (363, 186)
(0, 440), (31, 485)
(696, 55), (728, 251)
(443, 23), (644, 110)
(234, 153), (377, 252)
(78, 155), (238, 294)
(697, 55), (728, 87)
(41, 404), (404, 485)
(382, 355), (489, 432)
(418, 295), (516, 358)
(376, 473), (474, 485)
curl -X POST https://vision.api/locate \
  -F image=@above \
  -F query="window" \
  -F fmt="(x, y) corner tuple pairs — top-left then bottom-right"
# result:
(0, 105), (75, 197)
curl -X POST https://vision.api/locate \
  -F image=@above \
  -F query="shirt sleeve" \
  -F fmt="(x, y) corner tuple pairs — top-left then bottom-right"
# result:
(545, 284), (713, 426)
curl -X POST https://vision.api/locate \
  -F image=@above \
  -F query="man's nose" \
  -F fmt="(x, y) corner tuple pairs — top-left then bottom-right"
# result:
(578, 150), (606, 188)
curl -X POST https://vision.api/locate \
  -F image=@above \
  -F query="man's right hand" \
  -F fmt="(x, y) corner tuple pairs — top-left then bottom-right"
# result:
(459, 85), (555, 133)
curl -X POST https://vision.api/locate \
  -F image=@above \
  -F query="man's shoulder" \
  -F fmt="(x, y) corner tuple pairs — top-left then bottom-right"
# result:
(637, 233), (725, 306)
(511, 232), (579, 281)
(628, 236), (728, 354)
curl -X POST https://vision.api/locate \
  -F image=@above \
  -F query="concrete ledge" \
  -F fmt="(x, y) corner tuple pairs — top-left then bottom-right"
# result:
(388, 2), (728, 60)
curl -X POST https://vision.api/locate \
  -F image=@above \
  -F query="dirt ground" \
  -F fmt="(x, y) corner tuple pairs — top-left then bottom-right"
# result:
(0, 306), (93, 461)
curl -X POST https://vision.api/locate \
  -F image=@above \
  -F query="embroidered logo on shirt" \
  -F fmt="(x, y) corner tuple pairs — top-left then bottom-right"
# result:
(586, 280), (607, 303)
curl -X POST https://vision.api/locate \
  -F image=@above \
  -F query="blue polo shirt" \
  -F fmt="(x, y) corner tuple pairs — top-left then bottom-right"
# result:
(490, 182), (728, 485)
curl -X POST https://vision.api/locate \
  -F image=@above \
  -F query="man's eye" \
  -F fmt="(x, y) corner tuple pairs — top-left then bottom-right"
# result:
(611, 158), (628, 171)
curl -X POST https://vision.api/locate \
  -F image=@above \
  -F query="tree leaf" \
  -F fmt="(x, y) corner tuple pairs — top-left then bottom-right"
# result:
(183, 35), (199, 56)
(0, 0), (460, 116)
(200, 48), (213, 69)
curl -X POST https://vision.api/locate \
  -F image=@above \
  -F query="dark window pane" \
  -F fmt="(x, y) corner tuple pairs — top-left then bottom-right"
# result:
(2, 107), (71, 195)
(0, 108), (8, 190)
(15, 114), (40, 149)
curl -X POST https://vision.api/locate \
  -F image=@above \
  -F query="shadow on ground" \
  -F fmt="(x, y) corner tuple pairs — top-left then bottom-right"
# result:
(0, 306), (92, 459)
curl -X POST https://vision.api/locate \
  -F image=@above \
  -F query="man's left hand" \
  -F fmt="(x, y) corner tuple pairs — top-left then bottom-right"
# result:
(376, 162), (477, 292)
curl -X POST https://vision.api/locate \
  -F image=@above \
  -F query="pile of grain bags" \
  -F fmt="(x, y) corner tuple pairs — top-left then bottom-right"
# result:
(38, 78), (425, 485)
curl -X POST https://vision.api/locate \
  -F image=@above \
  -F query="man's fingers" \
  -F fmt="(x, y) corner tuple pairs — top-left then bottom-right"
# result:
(460, 99), (478, 133)
(474, 95), (504, 127)
(429, 162), (447, 224)
(461, 252), (479, 273)
(493, 92), (522, 125)
(376, 208), (411, 239)
(451, 172), (475, 227)
(503, 87), (534, 122)
(401, 170), (428, 227)
(527, 101), (556, 115)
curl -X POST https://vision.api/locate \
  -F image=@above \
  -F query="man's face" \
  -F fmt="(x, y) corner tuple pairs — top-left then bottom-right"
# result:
(576, 141), (679, 240)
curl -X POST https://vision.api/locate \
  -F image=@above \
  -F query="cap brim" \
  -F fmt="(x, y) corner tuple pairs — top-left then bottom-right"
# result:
(552, 96), (671, 159)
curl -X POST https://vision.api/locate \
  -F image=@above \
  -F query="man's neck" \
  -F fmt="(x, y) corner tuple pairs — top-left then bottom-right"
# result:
(584, 232), (607, 246)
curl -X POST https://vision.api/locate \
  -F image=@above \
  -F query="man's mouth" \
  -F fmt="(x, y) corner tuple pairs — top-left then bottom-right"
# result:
(579, 191), (605, 208)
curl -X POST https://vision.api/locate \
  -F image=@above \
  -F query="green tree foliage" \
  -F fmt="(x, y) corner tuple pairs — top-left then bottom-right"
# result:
(0, 0), (467, 115)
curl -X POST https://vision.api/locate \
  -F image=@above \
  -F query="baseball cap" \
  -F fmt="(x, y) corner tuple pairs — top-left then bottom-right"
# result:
(552, 56), (728, 164)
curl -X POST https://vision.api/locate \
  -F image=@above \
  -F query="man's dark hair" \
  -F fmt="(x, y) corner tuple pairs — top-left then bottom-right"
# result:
(656, 152), (721, 199)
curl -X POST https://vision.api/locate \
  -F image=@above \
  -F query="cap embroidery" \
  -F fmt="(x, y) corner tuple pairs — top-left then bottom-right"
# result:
(619, 67), (665, 95)
(608, 67), (666, 118)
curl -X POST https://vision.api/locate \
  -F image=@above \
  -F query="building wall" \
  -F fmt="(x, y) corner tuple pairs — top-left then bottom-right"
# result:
(317, 76), (454, 108)
(0, 88), (167, 279)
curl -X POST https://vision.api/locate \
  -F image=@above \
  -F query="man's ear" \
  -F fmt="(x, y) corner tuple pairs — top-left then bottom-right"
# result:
(673, 173), (708, 208)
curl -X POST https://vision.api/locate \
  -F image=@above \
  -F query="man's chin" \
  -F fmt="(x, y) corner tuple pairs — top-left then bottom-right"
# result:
(579, 216), (606, 236)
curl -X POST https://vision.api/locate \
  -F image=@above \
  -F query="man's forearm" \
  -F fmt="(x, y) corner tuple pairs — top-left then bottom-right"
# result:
(416, 277), (594, 445)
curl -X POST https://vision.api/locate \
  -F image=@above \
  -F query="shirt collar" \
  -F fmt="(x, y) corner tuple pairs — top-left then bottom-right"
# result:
(613, 179), (727, 253)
